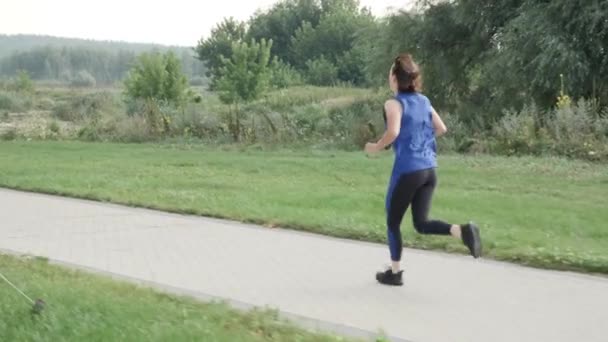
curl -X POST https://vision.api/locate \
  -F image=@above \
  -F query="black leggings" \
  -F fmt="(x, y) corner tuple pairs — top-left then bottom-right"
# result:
(386, 168), (452, 261)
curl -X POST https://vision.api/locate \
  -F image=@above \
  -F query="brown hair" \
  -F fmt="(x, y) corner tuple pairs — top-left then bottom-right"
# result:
(392, 53), (422, 93)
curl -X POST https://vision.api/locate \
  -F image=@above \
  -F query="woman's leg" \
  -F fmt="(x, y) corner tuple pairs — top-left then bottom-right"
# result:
(410, 169), (483, 257)
(386, 171), (426, 263)
(410, 169), (453, 235)
(377, 170), (426, 285)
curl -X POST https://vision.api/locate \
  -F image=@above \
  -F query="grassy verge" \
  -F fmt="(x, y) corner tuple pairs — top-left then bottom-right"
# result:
(0, 254), (354, 341)
(0, 141), (607, 273)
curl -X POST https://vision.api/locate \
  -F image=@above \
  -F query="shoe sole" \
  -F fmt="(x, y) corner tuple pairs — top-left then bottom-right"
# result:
(377, 281), (403, 286)
(469, 222), (482, 258)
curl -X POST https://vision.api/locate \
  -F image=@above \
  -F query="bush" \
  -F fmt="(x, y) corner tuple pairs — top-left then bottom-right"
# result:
(270, 59), (303, 89)
(0, 90), (32, 112)
(225, 89), (389, 148)
(48, 121), (60, 134)
(545, 99), (608, 160)
(53, 92), (118, 122)
(126, 98), (178, 136)
(75, 105), (176, 143)
(436, 112), (472, 153)
(173, 104), (225, 140)
(36, 97), (56, 110)
(0, 91), (16, 111)
(124, 52), (189, 106)
(113, 116), (157, 143)
(548, 99), (597, 141)
(70, 70), (97, 87)
(305, 57), (338, 86)
(40, 121), (62, 140)
(485, 99), (608, 161)
(77, 125), (102, 142)
(8, 70), (34, 93)
(52, 102), (73, 121)
(281, 104), (329, 141)
(0, 128), (18, 141)
(327, 94), (385, 149)
(491, 104), (546, 156)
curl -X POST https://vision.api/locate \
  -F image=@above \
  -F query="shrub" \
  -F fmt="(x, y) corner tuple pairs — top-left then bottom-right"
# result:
(52, 102), (73, 121)
(491, 104), (545, 156)
(0, 91), (32, 112)
(174, 104), (226, 140)
(77, 125), (102, 142)
(328, 94), (385, 148)
(53, 92), (118, 122)
(0, 91), (16, 111)
(436, 112), (471, 153)
(545, 99), (608, 160)
(9, 70), (34, 93)
(48, 121), (60, 134)
(113, 116), (156, 143)
(485, 99), (608, 161)
(124, 52), (189, 106)
(70, 70), (97, 87)
(36, 97), (56, 110)
(305, 57), (338, 86)
(0, 128), (18, 141)
(548, 99), (598, 140)
(270, 59), (303, 89)
(282, 104), (329, 141)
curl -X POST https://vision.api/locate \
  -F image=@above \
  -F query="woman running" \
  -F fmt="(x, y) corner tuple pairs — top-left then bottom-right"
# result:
(365, 54), (482, 286)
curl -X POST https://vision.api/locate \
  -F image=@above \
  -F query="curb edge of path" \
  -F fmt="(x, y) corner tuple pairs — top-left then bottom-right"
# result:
(0, 248), (412, 342)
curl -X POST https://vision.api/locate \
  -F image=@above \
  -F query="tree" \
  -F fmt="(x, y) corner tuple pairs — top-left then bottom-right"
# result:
(215, 39), (273, 140)
(246, 0), (372, 85)
(10, 70), (34, 93)
(195, 18), (246, 89)
(478, 0), (608, 108)
(353, 15), (396, 86)
(0, 44), (202, 84)
(321, 0), (361, 13)
(247, 0), (321, 65)
(290, 2), (373, 84)
(413, 3), (475, 110)
(123, 51), (189, 106)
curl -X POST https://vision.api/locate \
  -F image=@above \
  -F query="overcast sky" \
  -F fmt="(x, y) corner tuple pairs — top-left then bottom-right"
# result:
(1, 0), (413, 46)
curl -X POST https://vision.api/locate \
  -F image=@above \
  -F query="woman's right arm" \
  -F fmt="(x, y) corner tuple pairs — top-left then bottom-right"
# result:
(431, 107), (447, 137)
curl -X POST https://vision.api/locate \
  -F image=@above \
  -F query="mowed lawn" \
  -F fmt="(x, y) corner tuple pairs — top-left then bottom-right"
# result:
(0, 254), (353, 342)
(0, 141), (607, 273)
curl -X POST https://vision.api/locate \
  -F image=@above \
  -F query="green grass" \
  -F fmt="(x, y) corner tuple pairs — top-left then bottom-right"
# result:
(0, 254), (353, 342)
(0, 141), (607, 273)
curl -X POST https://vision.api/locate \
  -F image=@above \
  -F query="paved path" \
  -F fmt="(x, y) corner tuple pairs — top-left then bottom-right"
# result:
(1, 188), (607, 342)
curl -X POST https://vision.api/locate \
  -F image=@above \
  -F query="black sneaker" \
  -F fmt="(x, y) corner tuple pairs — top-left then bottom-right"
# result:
(376, 269), (403, 286)
(461, 222), (482, 258)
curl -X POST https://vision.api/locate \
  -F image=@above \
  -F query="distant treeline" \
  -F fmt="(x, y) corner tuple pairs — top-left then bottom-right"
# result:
(0, 35), (206, 84)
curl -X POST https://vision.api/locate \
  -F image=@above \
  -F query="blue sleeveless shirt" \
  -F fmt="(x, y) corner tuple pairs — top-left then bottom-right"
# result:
(390, 92), (437, 177)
